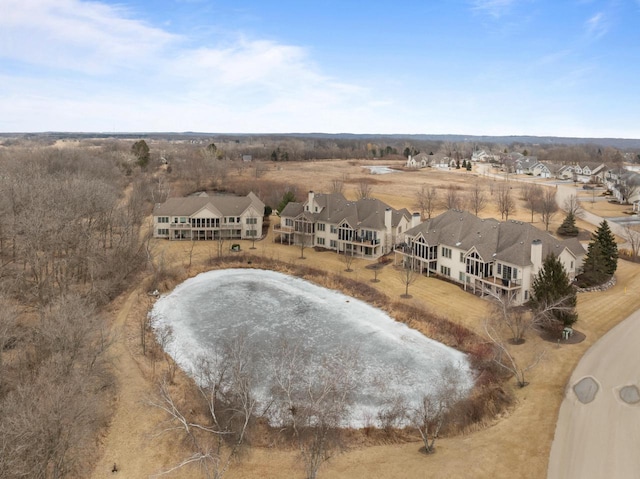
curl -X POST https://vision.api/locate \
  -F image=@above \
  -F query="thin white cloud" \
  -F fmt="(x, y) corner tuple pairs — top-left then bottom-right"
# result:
(585, 12), (609, 39)
(470, 0), (517, 18)
(0, 0), (379, 133)
(0, 0), (178, 74)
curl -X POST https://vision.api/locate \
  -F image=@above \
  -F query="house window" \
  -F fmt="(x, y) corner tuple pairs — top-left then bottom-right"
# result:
(460, 252), (464, 262)
(157, 228), (168, 235)
(330, 240), (337, 248)
(173, 217), (178, 223)
(570, 261), (574, 269)
(330, 225), (337, 234)
(440, 266), (451, 276)
(317, 237), (325, 245)
(228, 217), (235, 223)
(459, 272), (465, 282)
(442, 247), (452, 259)
(285, 219), (293, 226)
(513, 268), (518, 279)
(497, 263), (502, 275)
(247, 230), (257, 237)
(317, 223), (326, 232)
(158, 216), (169, 223)
(246, 217), (257, 224)
(179, 217), (187, 223)
(524, 290), (529, 300)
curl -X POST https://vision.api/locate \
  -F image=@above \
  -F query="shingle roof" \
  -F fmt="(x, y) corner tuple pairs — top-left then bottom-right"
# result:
(281, 193), (410, 230)
(405, 210), (585, 266)
(153, 192), (264, 217)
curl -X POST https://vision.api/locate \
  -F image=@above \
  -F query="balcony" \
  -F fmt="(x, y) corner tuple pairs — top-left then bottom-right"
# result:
(476, 276), (522, 289)
(340, 236), (380, 245)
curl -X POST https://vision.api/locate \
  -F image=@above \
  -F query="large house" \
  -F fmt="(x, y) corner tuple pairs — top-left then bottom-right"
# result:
(396, 210), (585, 305)
(275, 191), (417, 259)
(153, 192), (265, 241)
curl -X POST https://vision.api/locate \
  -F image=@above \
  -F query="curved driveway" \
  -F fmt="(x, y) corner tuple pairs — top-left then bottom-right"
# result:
(547, 307), (640, 478)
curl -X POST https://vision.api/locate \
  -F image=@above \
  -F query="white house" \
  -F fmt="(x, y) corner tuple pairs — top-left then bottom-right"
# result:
(275, 191), (415, 259)
(396, 210), (585, 305)
(153, 192), (265, 241)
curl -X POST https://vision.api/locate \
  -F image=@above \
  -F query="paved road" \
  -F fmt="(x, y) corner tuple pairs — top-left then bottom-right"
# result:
(547, 307), (640, 479)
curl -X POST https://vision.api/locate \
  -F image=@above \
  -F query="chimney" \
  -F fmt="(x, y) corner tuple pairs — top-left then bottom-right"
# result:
(385, 207), (392, 232)
(531, 239), (543, 275)
(411, 212), (421, 228)
(307, 191), (315, 211)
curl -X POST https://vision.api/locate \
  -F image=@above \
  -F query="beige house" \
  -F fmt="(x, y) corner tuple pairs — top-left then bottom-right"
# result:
(396, 210), (585, 305)
(153, 192), (265, 241)
(275, 191), (417, 259)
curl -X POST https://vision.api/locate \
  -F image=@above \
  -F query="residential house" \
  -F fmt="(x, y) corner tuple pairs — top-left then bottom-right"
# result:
(396, 210), (585, 305)
(153, 192), (265, 241)
(275, 191), (415, 259)
(471, 150), (499, 163)
(556, 165), (575, 180)
(531, 162), (552, 178)
(405, 152), (432, 169)
(608, 171), (640, 209)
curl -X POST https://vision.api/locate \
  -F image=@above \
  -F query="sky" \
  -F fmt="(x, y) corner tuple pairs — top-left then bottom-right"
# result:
(1, 0), (639, 137)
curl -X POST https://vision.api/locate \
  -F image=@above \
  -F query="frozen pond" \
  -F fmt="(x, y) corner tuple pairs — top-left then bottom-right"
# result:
(151, 269), (473, 427)
(362, 165), (397, 174)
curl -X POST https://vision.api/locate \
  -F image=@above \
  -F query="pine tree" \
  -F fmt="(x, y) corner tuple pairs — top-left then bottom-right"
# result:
(580, 241), (609, 286)
(592, 220), (618, 275)
(531, 254), (577, 328)
(557, 212), (579, 237)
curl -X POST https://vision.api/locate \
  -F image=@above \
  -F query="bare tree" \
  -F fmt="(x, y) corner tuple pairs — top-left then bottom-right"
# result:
(563, 194), (584, 218)
(149, 333), (258, 479)
(442, 185), (462, 210)
(521, 184), (542, 223)
(495, 184), (516, 220)
(330, 178), (344, 194)
(397, 262), (418, 298)
(267, 340), (359, 479)
(539, 188), (559, 231)
(409, 364), (466, 454)
(355, 180), (373, 200)
(371, 267), (382, 283)
(342, 249), (355, 272)
(466, 182), (488, 216)
(483, 287), (534, 345)
(623, 225), (640, 259)
(484, 319), (545, 388)
(414, 185), (439, 219)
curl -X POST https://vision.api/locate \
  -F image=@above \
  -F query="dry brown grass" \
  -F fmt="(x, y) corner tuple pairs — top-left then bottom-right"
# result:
(91, 160), (640, 479)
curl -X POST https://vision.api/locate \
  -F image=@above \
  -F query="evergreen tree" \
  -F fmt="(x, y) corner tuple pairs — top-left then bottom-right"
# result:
(531, 254), (578, 328)
(580, 241), (610, 286)
(131, 139), (150, 167)
(592, 220), (618, 275)
(557, 212), (579, 237)
(276, 191), (296, 215)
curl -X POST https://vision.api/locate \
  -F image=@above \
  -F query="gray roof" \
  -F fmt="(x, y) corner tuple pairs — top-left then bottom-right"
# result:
(153, 192), (265, 217)
(404, 210), (585, 266)
(280, 193), (410, 230)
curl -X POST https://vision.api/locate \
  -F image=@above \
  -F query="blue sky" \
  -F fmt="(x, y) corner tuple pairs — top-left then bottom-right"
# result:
(1, 0), (639, 137)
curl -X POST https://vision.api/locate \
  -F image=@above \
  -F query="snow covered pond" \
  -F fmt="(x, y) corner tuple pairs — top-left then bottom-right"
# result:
(362, 165), (397, 174)
(151, 269), (473, 427)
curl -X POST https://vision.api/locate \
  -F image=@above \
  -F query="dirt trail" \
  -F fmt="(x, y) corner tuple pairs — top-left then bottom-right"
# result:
(90, 290), (177, 479)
